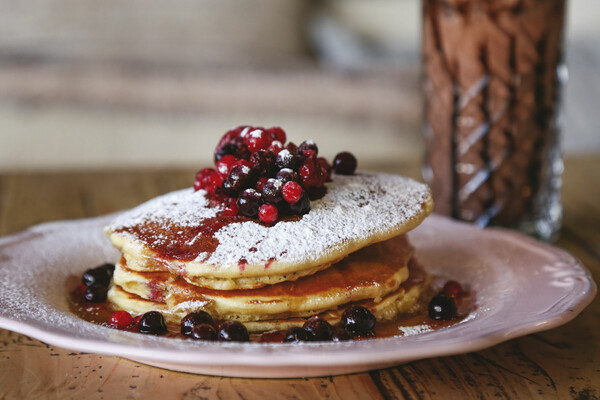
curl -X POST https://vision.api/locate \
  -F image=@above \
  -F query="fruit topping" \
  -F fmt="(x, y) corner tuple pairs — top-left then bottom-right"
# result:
(84, 284), (108, 303)
(284, 327), (309, 343)
(82, 266), (112, 287)
(138, 311), (168, 335)
(250, 149), (277, 177)
(222, 165), (257, 196)
(262, 179), (284, 204)
(428, 294), (457, 321)
(289, 191), (311, 215)
(245, 128), (271, 153)
(333, 152), (358, 175)
(275, 168), (299, 184)
(98, 263), (116, 278)
(216, 155), (237, 177)
(282, 181), (303, 204)
(318, 157), (333, 181)
(442, 280), (464, 298)
(195, 126), (359, 223)
(217, 321), (250, 342)
(237, 189), (262, 218)
(341, 305), (376, 336)
(298, 140), (318, 156)
(180, 311), (215, 336)
(331, 327), (353, 342)
(190, 323), (218, 341)
(303, 317), (332, 341)
(266, 126), (286, 144)
(276, 149), (301, 171)
(109, 311), (134, 330)
(259, 204), (278, 224)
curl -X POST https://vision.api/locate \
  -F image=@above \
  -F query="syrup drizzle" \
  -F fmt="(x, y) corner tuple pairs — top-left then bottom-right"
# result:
(117, 214), (248, 262)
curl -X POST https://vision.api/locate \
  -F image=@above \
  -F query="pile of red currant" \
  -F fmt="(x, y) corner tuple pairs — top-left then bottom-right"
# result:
(194, 126), (357, 224)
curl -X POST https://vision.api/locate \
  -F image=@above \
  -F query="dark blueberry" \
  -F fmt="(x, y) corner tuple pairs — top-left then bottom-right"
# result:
(307, 186), (327, 201)
(341, 305), (376, 335)
(298, 140), (319, 157)
(214, 127), (249, 162)
(82, 266), (112, 287)
(262, 179), (284, 205)
(275, 149), (301, 170)
(331, 327), (353, 342)
(222, 165), (257, 196)
(237, 189), (263, 218)
(138, 311), (168, 335)
(428, 294), (457, 321)
(180, 311), (215, 336)
(284, 327), (309, 343)
(303, 317), (332, 341)
(218, 321), (249, 342)
(250, 149), (277, 177)
(190, 323), (218, 341)
(289, 191), (311, 215)
(333, 152), (358, 175)
(83, 284), (108, 303)
(98, 263), (116, 278)
(215, 143), (239, 162)
(276, 168), (300, 184)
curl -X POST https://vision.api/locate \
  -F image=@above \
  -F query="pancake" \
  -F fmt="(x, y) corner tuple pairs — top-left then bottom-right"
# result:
(110, 234), (414, 323)
(105, 172), (433, 290)
(107, 257), (429, 332)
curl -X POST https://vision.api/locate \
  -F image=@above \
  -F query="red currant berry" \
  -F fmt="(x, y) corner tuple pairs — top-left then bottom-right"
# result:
(109, 310), (134, 330)
(282, 181), (303, 204)
(442, 280), (463, 298)
(300, 161), (324, 188)
(259, 204), (278, 224)
(74, 283), (87, 296)
(208, 171), (224, 193)
(233, 159), (251, 168)
(299, 140), (318, 156)
(216, 155), (237, 177)
(255, 177), (269, 192)
(268, 140), (284, 155)
(285, 142), (299, 155)
(245, 129), (270, 153)
(301, 149), (317, 161)
(222, 201), (238, 217)
(318, 157), (332, 181)
(193, 168), (215, 191)
(267, 126), (286, 144)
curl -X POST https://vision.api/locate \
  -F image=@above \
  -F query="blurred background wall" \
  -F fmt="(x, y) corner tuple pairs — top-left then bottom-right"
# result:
(0, 0), (598, 171)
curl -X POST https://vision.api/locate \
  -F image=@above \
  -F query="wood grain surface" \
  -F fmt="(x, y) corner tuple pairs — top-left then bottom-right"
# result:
(0, 157), (598, 400)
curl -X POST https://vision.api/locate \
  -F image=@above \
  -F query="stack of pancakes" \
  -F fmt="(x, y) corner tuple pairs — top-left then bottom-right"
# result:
(106, 172), (433, 332)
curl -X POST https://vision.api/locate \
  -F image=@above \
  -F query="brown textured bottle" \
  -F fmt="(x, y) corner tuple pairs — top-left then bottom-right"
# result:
(422, 0), (566, 240)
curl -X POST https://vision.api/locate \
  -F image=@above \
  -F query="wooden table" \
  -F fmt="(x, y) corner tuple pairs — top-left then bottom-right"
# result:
(0, 157), (598, 399)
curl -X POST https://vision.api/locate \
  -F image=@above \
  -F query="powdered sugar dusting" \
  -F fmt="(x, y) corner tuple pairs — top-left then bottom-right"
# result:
(107, 172), (431, 271)
(110, 189), (217, 230)
(399, 324), (434, 336)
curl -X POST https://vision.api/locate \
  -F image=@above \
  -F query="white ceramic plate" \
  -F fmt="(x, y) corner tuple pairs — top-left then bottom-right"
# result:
(0, 214), (595, 378)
